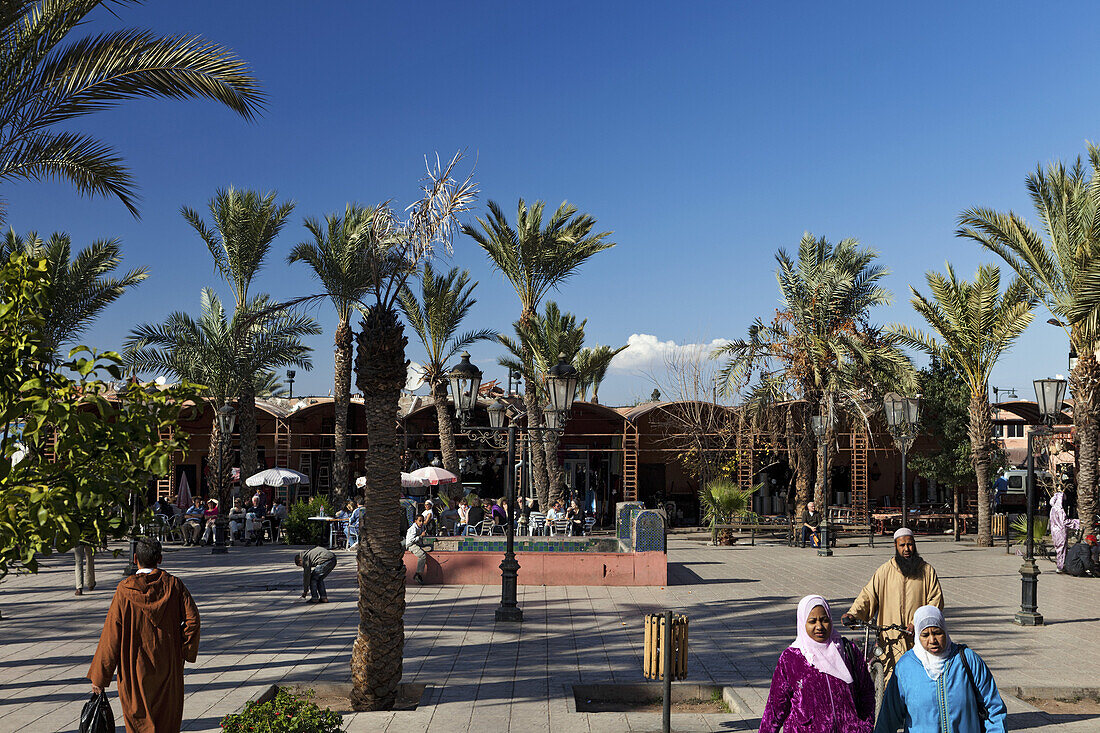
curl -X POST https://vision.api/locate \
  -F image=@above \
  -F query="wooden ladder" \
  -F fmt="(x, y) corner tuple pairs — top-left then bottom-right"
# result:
(850, 430), (869, 522)
(737, 426), (755, 490)
(623, 424), (639, 501)
(155, 426), (175, 499)
(274, 417), (291, 468)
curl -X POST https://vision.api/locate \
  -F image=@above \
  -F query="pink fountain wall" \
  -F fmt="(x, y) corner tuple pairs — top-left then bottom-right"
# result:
(403, 550), (667, 586)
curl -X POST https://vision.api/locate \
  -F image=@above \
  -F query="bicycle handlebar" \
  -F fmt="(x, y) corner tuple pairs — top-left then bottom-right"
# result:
(842, 618), (910, 634)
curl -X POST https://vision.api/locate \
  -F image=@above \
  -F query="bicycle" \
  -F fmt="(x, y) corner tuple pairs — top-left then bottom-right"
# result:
(841, 617), (910, 720)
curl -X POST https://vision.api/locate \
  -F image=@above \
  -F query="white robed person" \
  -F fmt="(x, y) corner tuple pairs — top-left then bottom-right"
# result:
(874, 605), (1007, 733)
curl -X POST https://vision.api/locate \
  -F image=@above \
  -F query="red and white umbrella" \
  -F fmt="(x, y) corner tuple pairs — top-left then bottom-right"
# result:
(407, 466), (460, 486)
(357, 473), (430, 489)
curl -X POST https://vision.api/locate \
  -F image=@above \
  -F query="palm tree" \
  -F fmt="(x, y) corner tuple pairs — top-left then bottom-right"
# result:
(398, 262), (495, 484)
(463, 200), (614, 503)
(1, 229), (146, 357)
(892, 264), (1036, 546)
(575, 344), (627, 403)
(715, 233), (915, 517)
(350, 153), (476, 711)
(699, 479), (757, 545)
(183, 188), (295, 484)
(289, 203), (385, 501)
(499, 301), (586, 506)
(0, 0), (261, 217)
(958, 145), (1100, 536)
(127, 290), (316, 503)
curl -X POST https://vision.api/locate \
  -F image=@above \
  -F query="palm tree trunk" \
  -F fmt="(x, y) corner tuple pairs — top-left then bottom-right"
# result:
(207, 417), (232, 509)
(543, 428), (565, 505)
(1072, 354), (1100, 537)
(524, 381), (549, 509)
(350, 305), (407, 711)
(431, 378), (463, 501)
(333, 320), (352, 503)
(792, 408), (813, 520)
(968, 394), (994, 547)
(238, 384), (257, 484)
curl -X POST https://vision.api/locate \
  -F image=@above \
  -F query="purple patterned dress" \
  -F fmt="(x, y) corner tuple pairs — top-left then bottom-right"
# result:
(759, 643), (875, 733)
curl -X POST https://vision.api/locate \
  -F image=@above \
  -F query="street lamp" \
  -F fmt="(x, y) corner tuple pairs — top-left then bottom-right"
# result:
(883, 392), (921, 529)
(445, 352), (579, 622)
(287, 370), (296, 398)
(810, 401), (834, 557)
(1015, 377), (1067, 626)
(211, 402), (237, 555)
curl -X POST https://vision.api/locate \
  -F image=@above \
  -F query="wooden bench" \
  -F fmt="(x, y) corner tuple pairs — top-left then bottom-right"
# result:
(712, 516), (793, 546)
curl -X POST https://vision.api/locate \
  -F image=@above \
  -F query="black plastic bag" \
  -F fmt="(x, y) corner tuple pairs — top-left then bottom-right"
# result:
(79, 691), (115, 733)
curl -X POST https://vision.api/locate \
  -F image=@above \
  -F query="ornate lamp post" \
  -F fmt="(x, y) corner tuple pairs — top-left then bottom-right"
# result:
(211, 403), (237, 555)
(446, 352), (578, 622)
(1014, 377), (1066, 626)
(810, 400), (834, 557)
(287, 369), (296, 398)
(883, 393), (921, 529)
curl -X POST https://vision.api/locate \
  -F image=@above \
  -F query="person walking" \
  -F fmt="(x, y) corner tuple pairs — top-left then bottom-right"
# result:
(296, 546), (337, 603)
(759, 595), (874, 733)
(405, 514), (430, 584)
(874, 606), (1007, 732)
(1049, 490), (1079, 573)
(842, 528), (943, 680)
(88, 538), (201, 733)
(73, 542), (96, 596)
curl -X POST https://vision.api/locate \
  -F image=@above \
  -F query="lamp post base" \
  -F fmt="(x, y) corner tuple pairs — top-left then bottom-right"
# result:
(211, 519), (229, 555)
(497, 554), (522, 622)
(1014, 558), (1043, 626)
(495, 606), (524, 623)
(817, 522), (832, 557)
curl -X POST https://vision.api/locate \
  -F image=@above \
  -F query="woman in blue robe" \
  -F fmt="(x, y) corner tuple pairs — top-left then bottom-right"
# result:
(874, 605), (1007, 733)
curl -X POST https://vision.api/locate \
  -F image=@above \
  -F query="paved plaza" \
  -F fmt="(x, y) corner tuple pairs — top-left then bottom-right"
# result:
(1, 535), (1098, 732)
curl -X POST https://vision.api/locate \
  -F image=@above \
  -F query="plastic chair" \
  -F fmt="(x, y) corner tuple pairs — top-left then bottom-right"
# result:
(583, 517), (597, 535)
(528, 512), (547, 536)
(550, 519), (570, 536)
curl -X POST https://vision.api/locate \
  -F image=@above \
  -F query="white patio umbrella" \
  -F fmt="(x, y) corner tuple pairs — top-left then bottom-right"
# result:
(407, 466), (460, 486)
(245, 467), (309, 487)
(358, 473), (430, 489)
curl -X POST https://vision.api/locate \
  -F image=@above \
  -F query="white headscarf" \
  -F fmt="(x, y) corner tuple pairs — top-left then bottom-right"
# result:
(912, 605), (954, 681)
(791, 595), (853, 684)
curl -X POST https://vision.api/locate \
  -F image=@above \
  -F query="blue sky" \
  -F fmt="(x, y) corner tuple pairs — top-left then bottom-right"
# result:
(8, 1), (1092, 404)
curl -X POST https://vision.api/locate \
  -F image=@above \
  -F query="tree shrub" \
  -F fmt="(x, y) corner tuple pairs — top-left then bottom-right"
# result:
(220, 687), (343, 733)
(283, 496), (334, 546)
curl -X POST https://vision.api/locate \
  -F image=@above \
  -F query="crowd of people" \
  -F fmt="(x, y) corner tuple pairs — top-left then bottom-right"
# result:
(149, 490), (287, 548)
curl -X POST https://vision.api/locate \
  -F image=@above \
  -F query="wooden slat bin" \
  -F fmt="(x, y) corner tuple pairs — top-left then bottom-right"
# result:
(643, 613), (688, 680)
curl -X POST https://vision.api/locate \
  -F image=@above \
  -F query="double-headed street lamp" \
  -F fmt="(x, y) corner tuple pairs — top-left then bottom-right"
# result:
(810, 399), (835, 557)
(446, 351), (578, 622)
(883, 393), (921, 528)
(1015, 377), (1066, 626)
(211, 403), (237, 555)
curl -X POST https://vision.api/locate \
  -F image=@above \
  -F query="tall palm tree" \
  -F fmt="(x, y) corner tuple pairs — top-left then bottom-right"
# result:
(398, 262), (495, 483)
(0, 0), (262, 217)
(892, 264), (1036, 546)
(1, 229), (147, 357)
(574, 344), (627, 403)
(288, 203), (384, 500)
(183, 188), (295, 483)
(958, 144), (1100, 536)
(350, 153), (476, 711)
(499, 301), (586, 506)
(463, 200), (614, 503)
(715, 233), (915, 517)
(126, 289), (316, 505)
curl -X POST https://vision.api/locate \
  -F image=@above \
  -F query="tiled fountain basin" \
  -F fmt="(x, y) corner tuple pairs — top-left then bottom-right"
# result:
(402, 537), (666, 586)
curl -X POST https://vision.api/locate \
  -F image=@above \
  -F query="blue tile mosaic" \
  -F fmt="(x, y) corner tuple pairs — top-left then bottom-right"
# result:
(632, 510), (666, 552)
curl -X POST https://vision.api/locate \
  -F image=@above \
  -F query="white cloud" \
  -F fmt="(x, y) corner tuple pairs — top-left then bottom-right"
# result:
(610, 333), (731, 372)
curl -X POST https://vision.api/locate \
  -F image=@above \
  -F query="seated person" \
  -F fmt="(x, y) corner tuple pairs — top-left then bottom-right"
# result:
(454, 498), (470, 536)
(421, 499), (437, 535)
(228, 498), (247, 543)
(1066, 534), (1100, 577)
(347, 498), (365, 548)
(465, 498), (485, 535)
(491, 498), (508, 526)
(245, 495), (266, 545)
(269, 499), (288, 541)
(183, 497), (205, 546)
(800, 501), (821, 547)
(336, 500), (354, 519)
(152, 496), (177, 521)
(200, 499), (219, 545)
(439, 503), (460, 536)
(566, 499), (585, 536)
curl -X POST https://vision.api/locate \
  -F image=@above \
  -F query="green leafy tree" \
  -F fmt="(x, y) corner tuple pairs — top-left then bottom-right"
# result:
(892, 264), (1035, 545)
(574, 344), (627, 403)
(398, 263), (495, 482)
(714, 233), (915, 517)
(958, 144), (1100, 536)
(289, 203), (384, 501)
(464, 200), (615, 504)
(0, 0), (262, 216)
(351, 153), (476, 710)
(183, 188), (297, 481)
(499, 301), (586, 506)
(0, 254), (199, 576)
(698, 480), (756, 545)
(1, 229), (147, 357)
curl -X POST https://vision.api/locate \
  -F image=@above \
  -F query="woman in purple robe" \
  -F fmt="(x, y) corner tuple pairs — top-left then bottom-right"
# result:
(759, 594), (874, 733)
